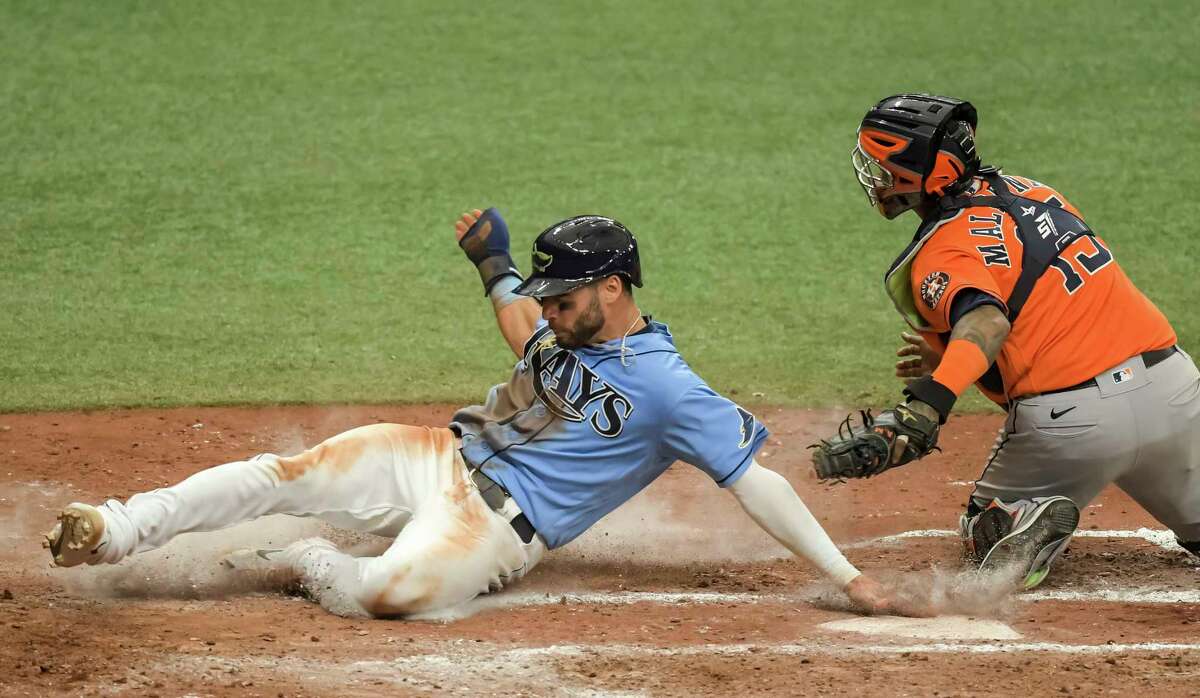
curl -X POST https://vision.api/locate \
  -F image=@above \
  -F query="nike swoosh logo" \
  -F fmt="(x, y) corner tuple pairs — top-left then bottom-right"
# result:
(1050, 406), (1077, 420)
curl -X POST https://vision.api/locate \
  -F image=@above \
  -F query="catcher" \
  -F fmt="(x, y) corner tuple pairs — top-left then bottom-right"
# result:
(812, 94), (1200, 589)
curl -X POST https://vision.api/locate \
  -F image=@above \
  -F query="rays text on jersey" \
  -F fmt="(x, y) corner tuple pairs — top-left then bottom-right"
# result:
(527, 328), (635, 438)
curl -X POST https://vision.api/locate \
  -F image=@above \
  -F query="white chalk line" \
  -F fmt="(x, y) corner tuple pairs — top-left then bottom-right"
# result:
(352, 640), (1200, 663)
(463, 528), (1196, 610)
(855, 527), (1184, 551)
(158, 636), (1200, 697)
(489, 586), (1200, 609)
(158, 638), (1200, 697)
(1027, 589), (1200, 604)
(166, 649), (650, 697)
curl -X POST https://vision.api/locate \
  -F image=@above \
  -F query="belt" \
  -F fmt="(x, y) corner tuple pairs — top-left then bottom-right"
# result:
(1036, 345), (1179, 397)
(470, 468), (537, 545)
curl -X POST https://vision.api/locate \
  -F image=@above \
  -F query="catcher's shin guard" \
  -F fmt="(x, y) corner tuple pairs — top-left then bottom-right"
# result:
(964, 496), (1079, 589)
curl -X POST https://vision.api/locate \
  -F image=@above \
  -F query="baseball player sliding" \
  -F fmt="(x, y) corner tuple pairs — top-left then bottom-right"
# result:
(44, 210), (911, 618)
(812, 94), (1200, 589)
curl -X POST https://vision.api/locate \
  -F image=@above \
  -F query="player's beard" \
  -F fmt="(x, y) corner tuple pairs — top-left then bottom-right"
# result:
(554, 292), (605, 349)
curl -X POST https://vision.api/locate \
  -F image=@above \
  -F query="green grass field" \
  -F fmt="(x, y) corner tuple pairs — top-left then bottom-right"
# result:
(3, 1), (1198, 412)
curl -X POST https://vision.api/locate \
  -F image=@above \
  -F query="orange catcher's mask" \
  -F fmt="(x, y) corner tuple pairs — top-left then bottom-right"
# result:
(852, 94), (981, 219)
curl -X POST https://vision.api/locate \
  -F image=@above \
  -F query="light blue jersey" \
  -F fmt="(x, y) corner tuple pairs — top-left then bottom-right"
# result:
(449, 319), (768, 549)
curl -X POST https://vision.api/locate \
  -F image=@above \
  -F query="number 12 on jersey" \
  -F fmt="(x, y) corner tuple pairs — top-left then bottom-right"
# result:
(1050, 237), (1113, 294)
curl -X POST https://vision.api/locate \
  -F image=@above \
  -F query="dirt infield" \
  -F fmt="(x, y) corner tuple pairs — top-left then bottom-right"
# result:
(2, 405), (1199, 697)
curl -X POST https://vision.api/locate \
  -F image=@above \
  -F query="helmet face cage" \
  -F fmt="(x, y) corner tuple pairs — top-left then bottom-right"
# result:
(852, 128), (925, 218)
(851, 94), (980, 218)
(851, 143), (893, 207)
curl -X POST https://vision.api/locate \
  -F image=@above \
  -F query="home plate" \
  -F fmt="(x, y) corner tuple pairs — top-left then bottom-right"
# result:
(819, 616), (1022, 641)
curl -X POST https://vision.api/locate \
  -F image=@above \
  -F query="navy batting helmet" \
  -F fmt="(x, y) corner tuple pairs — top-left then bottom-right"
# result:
(514, 215), (642, 298)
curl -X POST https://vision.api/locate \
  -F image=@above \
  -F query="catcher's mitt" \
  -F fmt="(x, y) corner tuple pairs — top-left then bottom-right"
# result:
(811, 404), (940, 480)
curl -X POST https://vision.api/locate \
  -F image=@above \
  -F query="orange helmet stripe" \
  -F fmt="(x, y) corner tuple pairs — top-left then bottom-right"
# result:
(857, 128), (910, 161)
(925, 151), (967, 196)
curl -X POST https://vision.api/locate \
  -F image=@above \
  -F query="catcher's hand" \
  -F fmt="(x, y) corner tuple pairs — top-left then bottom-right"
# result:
(810, 404), (939, 480)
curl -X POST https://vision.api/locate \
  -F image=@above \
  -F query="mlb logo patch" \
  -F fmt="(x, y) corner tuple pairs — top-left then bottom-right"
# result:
(1112, 367), (1134, 384)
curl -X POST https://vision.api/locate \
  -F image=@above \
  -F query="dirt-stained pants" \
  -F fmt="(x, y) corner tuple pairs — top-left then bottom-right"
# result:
(972, 349), (1200, 542)
(92, 423), (544, 616)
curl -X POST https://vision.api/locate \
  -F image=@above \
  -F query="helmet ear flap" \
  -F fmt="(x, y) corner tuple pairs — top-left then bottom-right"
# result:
(924, 151), (967, 197)
(923, 119), (978, 197)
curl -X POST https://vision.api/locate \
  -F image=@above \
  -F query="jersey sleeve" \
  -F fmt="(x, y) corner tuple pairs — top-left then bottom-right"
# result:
(912, 235), (1007, 333)
(659, 385), (769, 487)
(948, 288), (1005, 326)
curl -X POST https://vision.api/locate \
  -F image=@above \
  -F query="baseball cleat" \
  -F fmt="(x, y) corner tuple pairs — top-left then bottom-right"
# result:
(42, 503), (109, 567)
(220, 547), (288, 571)
(978, 495), (1079, 590)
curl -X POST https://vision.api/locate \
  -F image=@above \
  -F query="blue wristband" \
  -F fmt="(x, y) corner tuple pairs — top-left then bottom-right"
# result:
(489, 275), (525, 311)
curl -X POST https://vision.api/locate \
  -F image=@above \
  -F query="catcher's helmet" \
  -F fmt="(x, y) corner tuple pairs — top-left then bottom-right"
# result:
(852, 94), (981, 218)
(514, 215), (642, 298)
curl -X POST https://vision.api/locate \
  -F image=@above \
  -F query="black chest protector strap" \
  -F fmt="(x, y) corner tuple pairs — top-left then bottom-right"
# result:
(906, 173), (1098, 401)
(930, 173), (1098, 323)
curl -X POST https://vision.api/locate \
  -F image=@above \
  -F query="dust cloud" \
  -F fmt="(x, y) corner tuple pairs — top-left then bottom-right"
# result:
(806, 564), (1020, 619)
(559, 472), (793, 566)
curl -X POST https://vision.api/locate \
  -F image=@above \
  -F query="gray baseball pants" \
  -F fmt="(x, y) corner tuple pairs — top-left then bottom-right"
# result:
(972, 348), (1200, 543)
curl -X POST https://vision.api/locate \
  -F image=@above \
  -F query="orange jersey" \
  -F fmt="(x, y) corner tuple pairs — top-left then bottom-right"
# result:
(897, 173), (1175, 400)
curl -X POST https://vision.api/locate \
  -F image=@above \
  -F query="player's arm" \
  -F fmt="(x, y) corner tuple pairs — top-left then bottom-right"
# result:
(660, 390), (919, 614)
(455, 208), (541, 359)
(813, 289), (1009, 480)
(904, 300), (1010, 425)
(727, 462), (926, 616)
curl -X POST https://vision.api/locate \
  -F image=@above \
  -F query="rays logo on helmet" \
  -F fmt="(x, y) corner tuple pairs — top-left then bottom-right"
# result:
(920, 271), (950, 309)
(533, 250), (554, 273)
(735, 406), (756, 448)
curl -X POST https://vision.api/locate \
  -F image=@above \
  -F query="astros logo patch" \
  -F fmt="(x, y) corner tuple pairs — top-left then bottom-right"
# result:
(920, 271), (950, 309)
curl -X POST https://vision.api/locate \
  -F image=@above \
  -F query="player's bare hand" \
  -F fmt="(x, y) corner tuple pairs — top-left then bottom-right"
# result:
(896, 332), (940, 383)
(454, 209), (485, 242)
(844, 574), (934, 617)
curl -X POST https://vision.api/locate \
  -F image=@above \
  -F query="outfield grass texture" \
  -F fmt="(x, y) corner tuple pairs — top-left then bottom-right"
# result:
(2, 1), (1197, 412)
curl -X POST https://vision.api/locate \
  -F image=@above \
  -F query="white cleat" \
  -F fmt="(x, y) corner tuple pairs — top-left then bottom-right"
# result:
(220, 547), (288, 572)
(220, 547), (300, 588)
(42, 503), (109, 567)
(220, 539), (339, 588)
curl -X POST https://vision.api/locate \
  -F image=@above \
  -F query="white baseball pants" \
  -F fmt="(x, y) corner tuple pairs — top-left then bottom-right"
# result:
(91, 423), (544, 616)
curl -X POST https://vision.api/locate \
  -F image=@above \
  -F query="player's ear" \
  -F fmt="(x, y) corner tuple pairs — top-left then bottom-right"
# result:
(600, 275), (623, 303)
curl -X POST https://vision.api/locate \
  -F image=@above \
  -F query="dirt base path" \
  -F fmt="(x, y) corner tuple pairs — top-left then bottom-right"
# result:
(2, 406), (1197, 697)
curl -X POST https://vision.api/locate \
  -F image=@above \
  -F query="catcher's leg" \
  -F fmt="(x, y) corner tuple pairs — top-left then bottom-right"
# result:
(44, 424), (446, 567)
(1112, 349), (1200, 551)
(962, 381), (1138, 588)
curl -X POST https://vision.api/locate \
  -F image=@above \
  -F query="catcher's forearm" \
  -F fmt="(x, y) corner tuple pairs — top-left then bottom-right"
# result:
(905, 305), (1011, 422)
(488, 276), (541, 359)
(728, 462), (861, 587)
(951, 304), (1010, 362)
